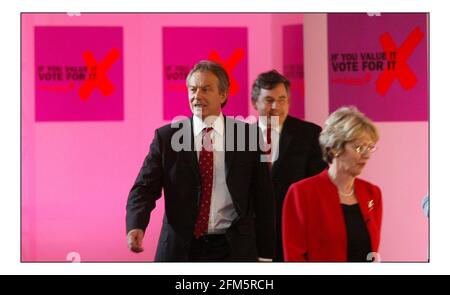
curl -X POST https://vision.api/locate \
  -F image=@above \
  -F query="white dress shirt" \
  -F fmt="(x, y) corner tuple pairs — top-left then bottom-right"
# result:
(193, 114), (237, 234)
(258, 117), (283, 164)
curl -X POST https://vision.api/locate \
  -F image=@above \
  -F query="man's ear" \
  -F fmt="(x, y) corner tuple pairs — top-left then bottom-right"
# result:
(251, 99), (258, 110)
(220, 92), (227, 104)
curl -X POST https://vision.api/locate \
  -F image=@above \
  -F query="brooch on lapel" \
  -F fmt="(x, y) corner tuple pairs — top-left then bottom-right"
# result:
(368, 200), (374, 211)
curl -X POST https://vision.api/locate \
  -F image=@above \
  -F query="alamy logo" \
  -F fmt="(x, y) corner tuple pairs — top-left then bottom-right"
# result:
(170, 115), (279, 163)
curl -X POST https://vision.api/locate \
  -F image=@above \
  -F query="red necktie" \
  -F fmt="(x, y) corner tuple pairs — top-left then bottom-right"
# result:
(193, 127), (214, 238)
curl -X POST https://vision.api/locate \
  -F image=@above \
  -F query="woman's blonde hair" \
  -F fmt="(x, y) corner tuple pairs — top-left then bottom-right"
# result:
(319, 106), (379, 164)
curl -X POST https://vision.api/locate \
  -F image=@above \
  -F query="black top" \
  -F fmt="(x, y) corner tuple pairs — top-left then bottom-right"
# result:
(341, 204), (372, 262)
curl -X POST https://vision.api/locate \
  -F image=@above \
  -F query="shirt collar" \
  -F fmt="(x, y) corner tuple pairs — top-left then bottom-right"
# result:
(258, 117), (282, 133)
(193, 113), (224, 136)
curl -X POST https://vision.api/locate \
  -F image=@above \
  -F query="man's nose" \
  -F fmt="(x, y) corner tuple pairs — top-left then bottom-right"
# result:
(271, 101), (277, 109)
(191, 89), (202, 100)
(192, 89), (199, 98)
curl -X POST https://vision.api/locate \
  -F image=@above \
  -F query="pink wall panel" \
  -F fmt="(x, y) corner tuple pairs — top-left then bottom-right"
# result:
(22, 13), (278, 261)
(366, 123), (429, 261)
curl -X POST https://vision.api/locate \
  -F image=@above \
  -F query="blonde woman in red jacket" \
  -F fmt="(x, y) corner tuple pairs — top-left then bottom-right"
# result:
(282, 106), (382, 262)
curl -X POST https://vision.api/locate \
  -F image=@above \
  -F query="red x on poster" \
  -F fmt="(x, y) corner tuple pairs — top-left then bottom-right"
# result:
(163, 27), (248, 120)
(328, 14), (428, 122)
(35, 27), (123, 121)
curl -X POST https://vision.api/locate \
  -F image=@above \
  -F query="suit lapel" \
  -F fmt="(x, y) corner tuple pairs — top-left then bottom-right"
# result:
(355, 180), (372, 224)
(273, 116), (293, 173)
(183, 117), (200, 182)
(224, 116), (235, 179)
(354, 179), (379, 252)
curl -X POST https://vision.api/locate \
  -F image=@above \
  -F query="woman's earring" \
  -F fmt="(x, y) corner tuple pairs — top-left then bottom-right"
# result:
(334, 152), (340, 157)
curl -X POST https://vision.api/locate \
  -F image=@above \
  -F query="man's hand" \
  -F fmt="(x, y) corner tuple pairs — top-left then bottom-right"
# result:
(127, 229), (144, 253)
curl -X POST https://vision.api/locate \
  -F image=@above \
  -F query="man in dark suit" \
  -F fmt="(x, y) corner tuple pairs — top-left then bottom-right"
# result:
(126, 60), (274, 261)
(251, 70), (326, 261)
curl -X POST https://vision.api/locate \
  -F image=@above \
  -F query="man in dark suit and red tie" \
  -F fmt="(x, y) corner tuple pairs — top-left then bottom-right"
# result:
(126, 60), (274, 262)
(251, 70), (326, 261)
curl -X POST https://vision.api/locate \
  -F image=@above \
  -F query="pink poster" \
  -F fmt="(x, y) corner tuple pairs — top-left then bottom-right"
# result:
(283, 24), (304, 119)
(163, 27), (248, 120)
(35, 26), (123, 121)
(328, 14), (428, 121)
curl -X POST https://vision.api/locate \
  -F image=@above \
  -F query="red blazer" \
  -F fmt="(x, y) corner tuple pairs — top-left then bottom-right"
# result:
(282, 169), (382, 262)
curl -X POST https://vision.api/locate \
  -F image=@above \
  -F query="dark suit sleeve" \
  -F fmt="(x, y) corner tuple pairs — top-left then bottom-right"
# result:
(251, 146), (275, 259)
(126, 129), (164, 233)
(307, 126), (327, 177)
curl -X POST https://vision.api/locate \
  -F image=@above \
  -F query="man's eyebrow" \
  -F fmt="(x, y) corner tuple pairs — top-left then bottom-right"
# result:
(188, 84), (211, 88)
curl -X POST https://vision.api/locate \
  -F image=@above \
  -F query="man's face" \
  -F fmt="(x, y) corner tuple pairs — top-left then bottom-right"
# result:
(252, 83), (290, 125)
(188, 71), (227, 121)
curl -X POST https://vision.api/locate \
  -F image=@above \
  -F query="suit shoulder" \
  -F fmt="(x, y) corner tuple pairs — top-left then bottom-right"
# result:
(225, 116), (250, 128)
(299, 173), (324, 188)
(155, 118), (191, 137)
(224, 116), (255, 135)
(356, 178), (382, 197)
(284, 174), (322, 211)
(288, 173), (323, 195)
(287, 116), (322, 134)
